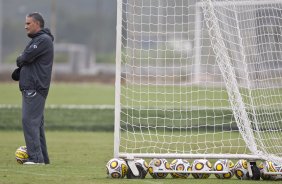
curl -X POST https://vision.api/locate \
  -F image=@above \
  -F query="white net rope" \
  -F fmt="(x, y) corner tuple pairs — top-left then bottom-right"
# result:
(117, 0), (282, 163)
(201, 0), (282, 164)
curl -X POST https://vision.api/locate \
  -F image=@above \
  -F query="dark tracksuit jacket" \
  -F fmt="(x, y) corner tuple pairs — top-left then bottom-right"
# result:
(17, 28), (54, 98)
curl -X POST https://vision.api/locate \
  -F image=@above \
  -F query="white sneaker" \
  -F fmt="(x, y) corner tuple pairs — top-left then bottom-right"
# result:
(23, 162), (45, 165)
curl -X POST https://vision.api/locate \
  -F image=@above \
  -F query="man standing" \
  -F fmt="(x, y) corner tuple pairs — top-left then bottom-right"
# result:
(13, 12), (54, 164)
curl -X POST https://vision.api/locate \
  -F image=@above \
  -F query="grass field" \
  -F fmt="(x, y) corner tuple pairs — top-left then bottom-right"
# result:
(0, 82), (279, 183)
(0, 131), (273, 184)
(0, 82), (115, 105)
(0, 83), (115, 131)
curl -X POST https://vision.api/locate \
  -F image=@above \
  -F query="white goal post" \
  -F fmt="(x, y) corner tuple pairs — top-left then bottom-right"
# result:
(114, 0), (282, 167)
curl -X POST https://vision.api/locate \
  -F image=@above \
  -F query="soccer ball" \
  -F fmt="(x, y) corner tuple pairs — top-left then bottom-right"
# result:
(259, 161), (282, 180)
(191, 159), (212, 179)
(213, 159), (235, 179)
(15, 146), (28, 164)
(148, 158), (170, 179)
(170, 159), (191, 178)
(106, 158), (128, 178)
(126, 158), (149, 179)
(234, 159), (250, 180)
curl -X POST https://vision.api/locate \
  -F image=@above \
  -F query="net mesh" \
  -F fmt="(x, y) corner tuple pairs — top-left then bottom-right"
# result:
(117, 0), (282, 163)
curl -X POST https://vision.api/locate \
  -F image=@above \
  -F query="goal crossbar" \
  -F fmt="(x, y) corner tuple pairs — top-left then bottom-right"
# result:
(196, 0), (282, 7)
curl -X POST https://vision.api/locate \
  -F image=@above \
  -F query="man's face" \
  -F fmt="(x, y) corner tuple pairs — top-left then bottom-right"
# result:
(25, 16), (40, 35)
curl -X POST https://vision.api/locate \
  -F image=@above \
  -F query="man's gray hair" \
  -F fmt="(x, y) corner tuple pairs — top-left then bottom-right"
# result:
(27, 12), (45, 28)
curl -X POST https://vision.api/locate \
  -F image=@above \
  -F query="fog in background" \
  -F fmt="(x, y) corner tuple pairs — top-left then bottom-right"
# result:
(0, 0), (117, 80)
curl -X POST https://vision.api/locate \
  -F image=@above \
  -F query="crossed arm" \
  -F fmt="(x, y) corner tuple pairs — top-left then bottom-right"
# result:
(17, 37), (48, 67)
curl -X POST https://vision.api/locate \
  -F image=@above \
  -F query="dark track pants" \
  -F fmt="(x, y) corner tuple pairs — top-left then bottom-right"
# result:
(22, 90), (50, 164)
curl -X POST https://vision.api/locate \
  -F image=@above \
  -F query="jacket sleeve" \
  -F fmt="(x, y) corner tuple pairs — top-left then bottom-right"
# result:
(17, 37), (49, 67)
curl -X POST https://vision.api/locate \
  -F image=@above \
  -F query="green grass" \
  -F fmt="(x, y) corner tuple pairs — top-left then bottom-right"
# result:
(1, 131), (114, 184)
(0, 82), (280, 183)
(0, 83), (234, 131)
(0, 82), (116, 131)
(0, 131), (271, 184)
(2, 82), (282, 107)
(121, 84), (282, 108)
(0, 107), (115, 131)
(0, 82), (115, 105)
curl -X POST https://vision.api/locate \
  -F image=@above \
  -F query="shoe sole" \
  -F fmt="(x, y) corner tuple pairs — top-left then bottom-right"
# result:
(23, 162), (45, 165)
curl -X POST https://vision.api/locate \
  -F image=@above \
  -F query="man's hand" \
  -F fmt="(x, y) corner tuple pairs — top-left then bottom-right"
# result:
(16, 55), (23, 67)
(11, 67), (21, 81)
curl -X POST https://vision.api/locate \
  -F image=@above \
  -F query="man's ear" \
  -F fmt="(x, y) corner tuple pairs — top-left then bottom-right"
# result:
(35, 20), (41, 28)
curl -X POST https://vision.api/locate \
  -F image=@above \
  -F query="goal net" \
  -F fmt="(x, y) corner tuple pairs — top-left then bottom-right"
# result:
(114, 0), (282, 165)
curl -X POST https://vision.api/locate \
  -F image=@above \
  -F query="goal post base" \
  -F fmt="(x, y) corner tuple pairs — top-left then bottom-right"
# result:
(153, 170), (229, 174)
(119, 153), (262, 160)
(125, 155), (140, 177)
(248, 161), (261, 180)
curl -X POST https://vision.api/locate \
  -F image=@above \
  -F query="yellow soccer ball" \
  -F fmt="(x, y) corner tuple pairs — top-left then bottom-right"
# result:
(191, 159), (212, 179)
(15, 146), (29, 164)
(259, 161), (282, 180)
(170, 159), (191, 178)
(234, 159), (250, 180)
(106, 158), (128, 178)
(214, 159), (235, 179)
(148, 158), (170, 179)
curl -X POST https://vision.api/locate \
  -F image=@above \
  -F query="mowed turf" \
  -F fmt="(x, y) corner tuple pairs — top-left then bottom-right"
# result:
(0, 82), (115, 105)
(0, 83), (279, 183)
(1, 131), (114, 184)
(0, 131), (273, 184)
(0, 82), (116, 131)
